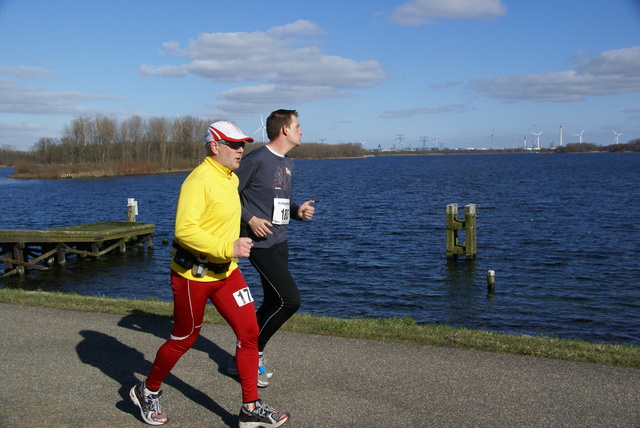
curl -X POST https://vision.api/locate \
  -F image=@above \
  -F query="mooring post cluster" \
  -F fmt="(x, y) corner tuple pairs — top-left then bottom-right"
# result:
(445, 204), (497, 292)
(446, 203), (476, 260)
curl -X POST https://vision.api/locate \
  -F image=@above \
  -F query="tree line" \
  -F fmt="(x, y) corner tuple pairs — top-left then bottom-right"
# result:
(0, 114), (369, 170)
(32, 114), (212, 167)
(553, 140), (640, 153)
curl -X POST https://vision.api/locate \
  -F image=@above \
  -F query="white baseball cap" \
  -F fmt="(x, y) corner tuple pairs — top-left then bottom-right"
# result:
(204, 121), (254, 143)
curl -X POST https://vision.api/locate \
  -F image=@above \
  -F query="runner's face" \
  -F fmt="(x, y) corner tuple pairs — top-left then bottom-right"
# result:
(213, 141), (244, 170)
(285, 116), (303, 147)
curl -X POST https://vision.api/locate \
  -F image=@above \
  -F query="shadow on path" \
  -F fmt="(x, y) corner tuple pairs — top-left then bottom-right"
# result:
(76, 309), (238, 426)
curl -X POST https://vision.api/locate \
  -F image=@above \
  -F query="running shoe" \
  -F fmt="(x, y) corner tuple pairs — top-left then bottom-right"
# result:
(257, 364), (270, 388)
(257, 354), (272, 388)
(259, 354), (274, 379)
(238, 399), (289, 428)
(228, 356), (273, 387)
(129, 381), (168, 426)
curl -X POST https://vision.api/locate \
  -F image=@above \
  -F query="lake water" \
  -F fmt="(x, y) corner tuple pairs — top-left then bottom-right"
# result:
(1, 153), (639, 345)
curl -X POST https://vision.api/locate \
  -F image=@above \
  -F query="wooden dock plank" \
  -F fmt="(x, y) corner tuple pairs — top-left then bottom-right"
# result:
(0, 221), (155, 243)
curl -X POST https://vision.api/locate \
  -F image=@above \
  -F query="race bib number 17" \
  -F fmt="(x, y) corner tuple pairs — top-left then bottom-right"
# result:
(233, 287), (254, 307)
(272, 198), (290, 225)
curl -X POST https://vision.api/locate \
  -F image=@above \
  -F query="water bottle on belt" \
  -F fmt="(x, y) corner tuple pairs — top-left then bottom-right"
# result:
(192, 253), (209, 277)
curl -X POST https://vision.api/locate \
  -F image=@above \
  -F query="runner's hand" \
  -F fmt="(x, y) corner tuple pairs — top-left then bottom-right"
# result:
(249, 216), (273, 238)
(233, 237), (253, 258)
(299, 200), (315, 220)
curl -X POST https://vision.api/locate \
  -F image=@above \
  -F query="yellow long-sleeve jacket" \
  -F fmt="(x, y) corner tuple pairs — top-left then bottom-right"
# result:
(171, 156), (240, 281)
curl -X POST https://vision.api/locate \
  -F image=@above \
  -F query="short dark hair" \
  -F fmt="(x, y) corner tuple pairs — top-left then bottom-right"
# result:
(266, 109), (298, 141)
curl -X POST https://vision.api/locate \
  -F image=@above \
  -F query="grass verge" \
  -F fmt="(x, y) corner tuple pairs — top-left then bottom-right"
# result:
(1, 288), (638, 369)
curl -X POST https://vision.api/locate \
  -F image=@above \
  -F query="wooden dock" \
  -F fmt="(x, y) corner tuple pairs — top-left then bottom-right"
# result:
(0, 221), (155, 278)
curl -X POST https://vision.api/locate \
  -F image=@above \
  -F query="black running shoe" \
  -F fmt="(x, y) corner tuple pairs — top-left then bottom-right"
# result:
(238, 399), (289, 428)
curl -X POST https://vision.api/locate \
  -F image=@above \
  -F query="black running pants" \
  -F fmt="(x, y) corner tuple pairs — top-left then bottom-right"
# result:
(249, 240), (301, 352)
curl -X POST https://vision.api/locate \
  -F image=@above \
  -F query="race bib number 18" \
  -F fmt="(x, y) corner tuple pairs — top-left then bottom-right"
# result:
(272, 198), (290, 225)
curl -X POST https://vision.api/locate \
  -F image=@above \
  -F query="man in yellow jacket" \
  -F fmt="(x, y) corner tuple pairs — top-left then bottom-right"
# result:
(130, 121), (290, 428)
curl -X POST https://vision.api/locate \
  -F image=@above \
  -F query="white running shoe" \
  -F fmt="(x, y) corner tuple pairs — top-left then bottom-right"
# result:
(129, 382), (168, 426)
(228, 355), (273, 387)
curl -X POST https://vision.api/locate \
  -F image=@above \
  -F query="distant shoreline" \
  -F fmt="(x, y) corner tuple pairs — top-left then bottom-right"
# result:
(3, 149), (637, 180)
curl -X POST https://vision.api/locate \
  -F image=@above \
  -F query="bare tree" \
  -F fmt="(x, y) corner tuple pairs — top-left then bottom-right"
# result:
(62, 116), (95, 164)
(33, 137), (58, 165)
(94, 115), (118, 163)
(174, 115), (208, 165)
(145, 117), (170, 165)
(120, 115), (144, 163)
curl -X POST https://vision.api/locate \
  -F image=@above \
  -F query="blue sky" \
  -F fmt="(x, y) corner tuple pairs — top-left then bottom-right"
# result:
(1, 0), (639, 151)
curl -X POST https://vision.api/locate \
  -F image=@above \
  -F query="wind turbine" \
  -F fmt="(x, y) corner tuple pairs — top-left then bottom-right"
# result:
(559, 124), (563, 147)
(253, 114), (266, 143)
(531, 131), (544, 149)
(486, 129), (494, 148)
(82, 117), (96, 146)
(573, 129), (584, 143)
(612, 130), (623, 144)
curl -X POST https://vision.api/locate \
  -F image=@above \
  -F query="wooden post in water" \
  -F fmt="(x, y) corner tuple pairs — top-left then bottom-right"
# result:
(446, 203), (476, 260)
(127, 198), (138, 222)
(57, 243), (67, 266)
(2, 248), (13, 272)
(487, 270), (496, 293)
(446, 204), (462, 259)
(464, 204), (476, 258)
(14, 242), (25, 275)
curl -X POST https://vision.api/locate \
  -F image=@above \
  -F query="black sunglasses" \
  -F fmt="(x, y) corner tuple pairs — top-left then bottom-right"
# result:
(216, 140), (246, 150)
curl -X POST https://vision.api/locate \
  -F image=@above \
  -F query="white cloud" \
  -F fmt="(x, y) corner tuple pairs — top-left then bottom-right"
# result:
(391, 0), (506, 26)
(576, 46), (640, 77)
(0, 121), (45, 145)
(469, 46), (640, 102)
(622, 108), (640, 120)
(266, 20), (326, 37)
(211, 84), (351, 117)
(218, 84), (349, 104)
(0, 77), (119, 114)
(138, 20), (388, 115)
(159, 41), (181, 55)
(138, 64), (187, 78)
(0, 66), (54, 79)
(380, 104), (466, 118)
(428, 81), (464, 90)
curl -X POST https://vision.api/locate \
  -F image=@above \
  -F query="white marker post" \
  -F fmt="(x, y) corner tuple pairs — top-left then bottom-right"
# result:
(127, 198), (138, 222)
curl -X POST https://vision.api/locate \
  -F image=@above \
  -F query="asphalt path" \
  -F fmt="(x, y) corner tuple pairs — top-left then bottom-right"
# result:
(0, 303), (638, 427)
